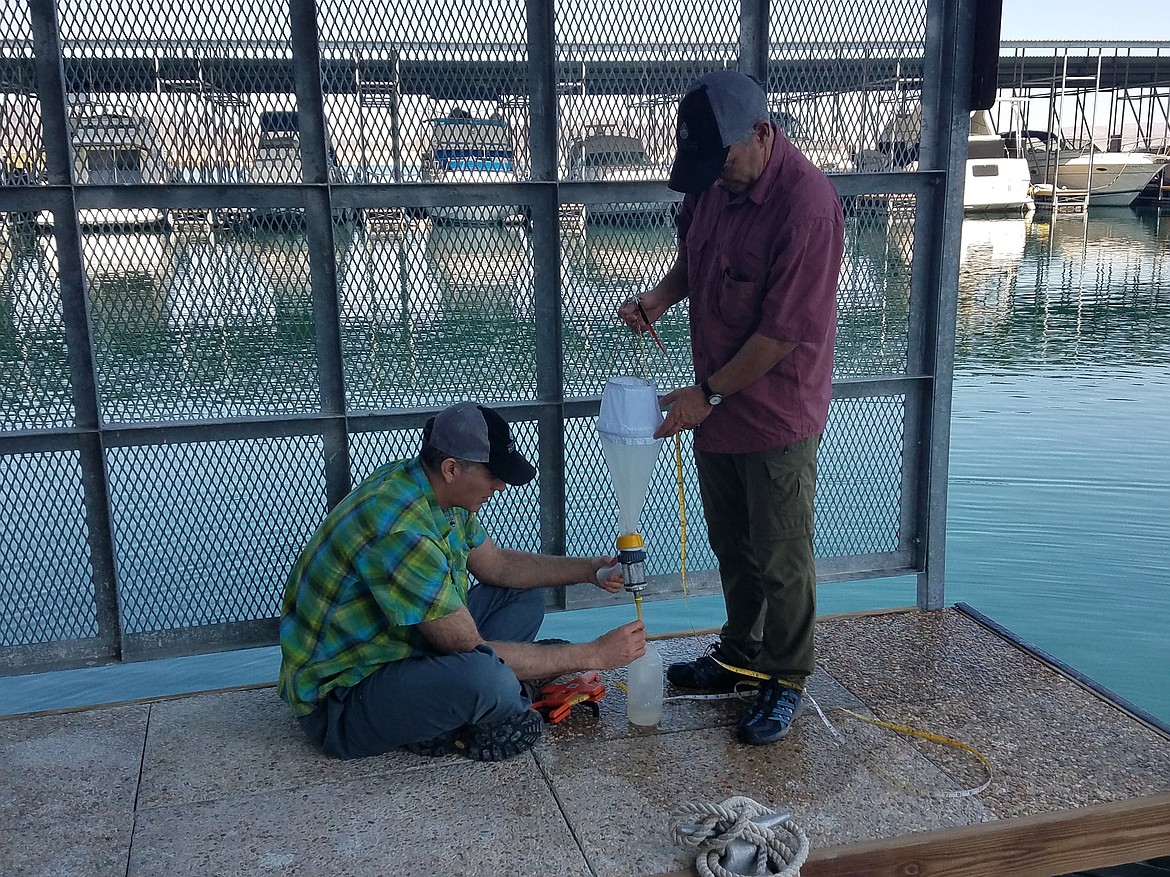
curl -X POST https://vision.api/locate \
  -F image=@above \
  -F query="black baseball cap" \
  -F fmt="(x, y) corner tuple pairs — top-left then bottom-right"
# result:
(668, 69), (770, 194)
(423, 402), (537, 486)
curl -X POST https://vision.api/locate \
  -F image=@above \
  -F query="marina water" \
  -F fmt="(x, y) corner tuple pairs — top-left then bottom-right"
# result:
(1, 208), (1167, 723)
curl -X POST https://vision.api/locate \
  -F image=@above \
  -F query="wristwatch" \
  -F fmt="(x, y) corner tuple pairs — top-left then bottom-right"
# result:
(700, 379), (723, 406)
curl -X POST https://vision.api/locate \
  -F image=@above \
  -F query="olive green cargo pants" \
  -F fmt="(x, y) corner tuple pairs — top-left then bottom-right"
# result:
(695, 435), (819, 684)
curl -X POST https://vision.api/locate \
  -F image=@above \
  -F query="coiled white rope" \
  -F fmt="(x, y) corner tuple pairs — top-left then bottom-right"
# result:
(670, 796), (810, 877)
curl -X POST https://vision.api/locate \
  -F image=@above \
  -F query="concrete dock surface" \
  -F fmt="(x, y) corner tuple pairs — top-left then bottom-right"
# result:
(4, 606), (1170, 877)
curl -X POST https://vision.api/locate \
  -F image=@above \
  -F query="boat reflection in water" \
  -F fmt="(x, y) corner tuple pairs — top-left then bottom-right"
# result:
(955, 215), (1028, 329)
(79, 232), (172, 347)
(3, 221), (58, 340)
(424, 222), (532, 320)
(561, 219), (683, 389)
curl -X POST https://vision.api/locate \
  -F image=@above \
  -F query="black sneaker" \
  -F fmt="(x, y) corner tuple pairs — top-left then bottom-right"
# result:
(462, 709), (545, 762)
(736, 679), (804, 745)
(666, 644), (759, 693)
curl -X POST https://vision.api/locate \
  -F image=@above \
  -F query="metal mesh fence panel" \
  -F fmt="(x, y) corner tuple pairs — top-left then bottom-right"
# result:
(0, 0), (967, 670)
(55, 0), (285, 190)
(83, 224), (319, 421)
(818, 394), (906, 557)
(836, 199), (915, 376)
(1, 217), (73, 429)
(106, 436), (327, 634)
(770, 0), (927, 176)
(338, 218), (539, 409)
(555, 1), (738, 177)
(559, 214), (690, 398)
(566, 392), (905, 577)
(0, 450), (94, 646)
(317, 0), (531, 197)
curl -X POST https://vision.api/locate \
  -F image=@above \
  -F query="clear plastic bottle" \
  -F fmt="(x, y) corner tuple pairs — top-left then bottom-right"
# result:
(626, 641), (664, 726)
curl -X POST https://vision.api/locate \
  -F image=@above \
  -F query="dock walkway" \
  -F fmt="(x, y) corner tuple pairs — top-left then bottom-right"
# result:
(4, 607), (1170, 877)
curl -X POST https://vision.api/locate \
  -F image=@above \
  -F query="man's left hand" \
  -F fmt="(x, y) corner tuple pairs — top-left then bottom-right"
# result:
(655, 385), (713, 439)
(593, 556), (624, 593)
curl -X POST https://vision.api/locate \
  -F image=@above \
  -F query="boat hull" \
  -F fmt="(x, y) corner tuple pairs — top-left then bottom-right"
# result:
(1027, 154), (1166, 207)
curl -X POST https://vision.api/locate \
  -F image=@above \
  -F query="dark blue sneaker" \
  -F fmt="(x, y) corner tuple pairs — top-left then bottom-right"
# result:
(736, 679), (804, 745)
(666, 644), (759, 693)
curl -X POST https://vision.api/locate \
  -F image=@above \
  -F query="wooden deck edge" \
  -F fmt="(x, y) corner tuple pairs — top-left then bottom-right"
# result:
(800, 791), (1170, 877)
(650, 792), (1170, 877)
(954, 602), (1170, 740)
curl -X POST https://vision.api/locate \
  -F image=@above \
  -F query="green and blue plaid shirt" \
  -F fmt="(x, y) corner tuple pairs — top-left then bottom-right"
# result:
(277, 456), (486, 716)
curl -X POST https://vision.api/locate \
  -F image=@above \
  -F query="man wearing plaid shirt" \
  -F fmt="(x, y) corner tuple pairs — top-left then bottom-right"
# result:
(279, 401), (646, 761)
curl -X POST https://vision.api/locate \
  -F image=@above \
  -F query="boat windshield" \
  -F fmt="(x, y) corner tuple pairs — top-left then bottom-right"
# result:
(583, 149), (649, 168)
(438, 155), (515, 172)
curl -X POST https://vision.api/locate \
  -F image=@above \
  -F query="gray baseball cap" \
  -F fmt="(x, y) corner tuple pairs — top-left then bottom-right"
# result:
(423, 401), (537, 486)
(668, 69), (769, 194)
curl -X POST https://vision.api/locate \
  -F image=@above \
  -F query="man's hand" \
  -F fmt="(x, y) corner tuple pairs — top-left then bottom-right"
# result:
(593, 556), (624, 593)
(618, 291), (668, 332)
(592, 620), (647, 668)
(655, 385), (713, 439)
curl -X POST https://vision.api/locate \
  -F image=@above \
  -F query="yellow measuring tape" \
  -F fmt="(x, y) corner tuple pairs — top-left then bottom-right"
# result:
(709, 655), (992, 799)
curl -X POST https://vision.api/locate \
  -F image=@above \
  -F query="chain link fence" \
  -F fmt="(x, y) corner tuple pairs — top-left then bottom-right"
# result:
(0, 0), (975, 672)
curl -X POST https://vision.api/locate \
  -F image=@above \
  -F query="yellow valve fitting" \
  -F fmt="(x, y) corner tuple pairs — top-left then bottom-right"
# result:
(616, 532), (644, 550)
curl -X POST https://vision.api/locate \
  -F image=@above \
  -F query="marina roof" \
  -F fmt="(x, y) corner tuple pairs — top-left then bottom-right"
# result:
(2, 41), (1169, 98)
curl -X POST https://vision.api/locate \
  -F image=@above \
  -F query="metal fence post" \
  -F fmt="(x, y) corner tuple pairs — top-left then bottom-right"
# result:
(289, 0), (351, 509)
(740, 0), (769, 81)
(29, 0), (123, 661)
(910, 0), (978, 609)
(526, 0), (567, 571)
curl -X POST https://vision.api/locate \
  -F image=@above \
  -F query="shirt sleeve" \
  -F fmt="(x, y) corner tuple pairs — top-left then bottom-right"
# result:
(757, 217), (843, 344)
(357, 530), (466, 627)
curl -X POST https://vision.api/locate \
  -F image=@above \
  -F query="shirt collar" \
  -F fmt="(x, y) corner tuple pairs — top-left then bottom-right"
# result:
(405, 456), (452, 535)
(735, 122), (786, 207)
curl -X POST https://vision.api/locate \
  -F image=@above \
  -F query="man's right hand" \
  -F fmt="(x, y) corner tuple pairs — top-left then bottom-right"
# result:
(592, 619), (648, 669)
(618, 291), (668, 332)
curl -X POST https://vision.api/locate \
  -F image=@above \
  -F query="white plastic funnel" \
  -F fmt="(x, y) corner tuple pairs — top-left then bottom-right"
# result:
(597, 377), (664, 536)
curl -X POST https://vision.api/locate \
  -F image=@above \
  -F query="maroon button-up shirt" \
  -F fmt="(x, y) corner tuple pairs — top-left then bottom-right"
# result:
(679, 125), (843, 454)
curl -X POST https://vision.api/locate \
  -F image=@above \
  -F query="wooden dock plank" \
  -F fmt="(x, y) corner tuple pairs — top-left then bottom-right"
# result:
(802, 792), (1170, 877)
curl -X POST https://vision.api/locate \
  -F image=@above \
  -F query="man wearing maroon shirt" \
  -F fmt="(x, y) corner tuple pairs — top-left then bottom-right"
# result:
(619, 69), (844, 745)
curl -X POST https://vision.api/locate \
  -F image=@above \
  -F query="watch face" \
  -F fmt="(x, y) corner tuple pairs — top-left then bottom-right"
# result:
(708, 393), (723, 405)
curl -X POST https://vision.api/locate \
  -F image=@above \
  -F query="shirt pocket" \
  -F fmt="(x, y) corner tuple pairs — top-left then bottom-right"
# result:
(715, 254), (762, 331)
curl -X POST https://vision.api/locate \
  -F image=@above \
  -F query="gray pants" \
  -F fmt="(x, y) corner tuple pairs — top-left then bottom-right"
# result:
(696, 435), (820, 684)
(298, 583), (545, 759)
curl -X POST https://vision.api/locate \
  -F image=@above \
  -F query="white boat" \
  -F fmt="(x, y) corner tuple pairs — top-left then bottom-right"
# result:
(564, 128), (676, 224)
(250, 110), (305, 226)
(1004, 129), (1168, 207)
(964, 111), (1033, 214)
(422, 109), (522, 225)
(854, 107), (1032, 213)
(40, 106), (169, 229)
